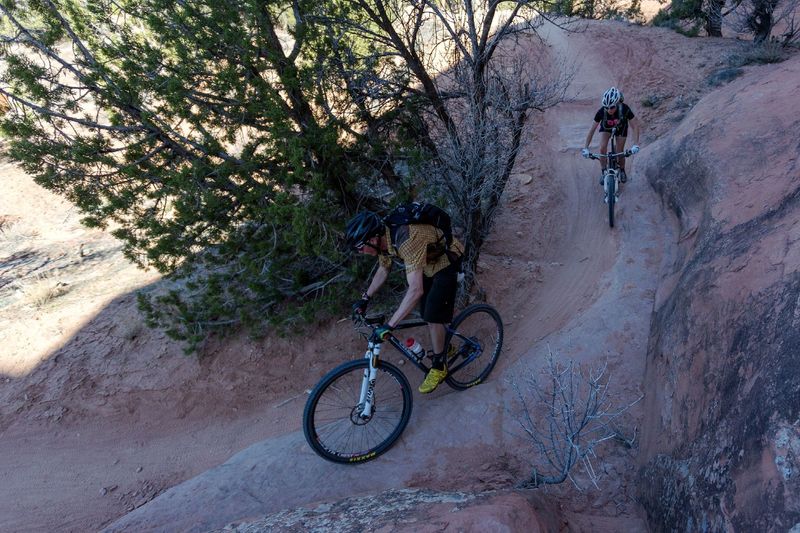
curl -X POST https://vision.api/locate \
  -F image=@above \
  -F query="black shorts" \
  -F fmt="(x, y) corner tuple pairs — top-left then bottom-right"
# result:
(419, 260), (460, 324)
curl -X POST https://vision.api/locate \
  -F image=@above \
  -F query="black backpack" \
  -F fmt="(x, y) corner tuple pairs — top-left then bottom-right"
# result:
(383, 202), (454, 253)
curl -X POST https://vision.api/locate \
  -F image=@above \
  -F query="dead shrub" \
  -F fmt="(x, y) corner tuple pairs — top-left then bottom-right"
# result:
(706, 67), (745, 86)
(118, 319), (145, 341)
(23, 274), (69, 308)
(728, 40), (788, 67)
(510, 349), (641, 490)
(641, 94), (665, 108)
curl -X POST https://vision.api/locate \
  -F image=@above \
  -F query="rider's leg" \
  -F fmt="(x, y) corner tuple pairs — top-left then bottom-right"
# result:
(599, 132), (611, 184)
(617, 135), (628, 173)
(616, 135), (628, 183)
(419, 263), (458, 393)
(418, 275), (444, 360)
(421, 321), (449, 394)
(427, 323), (446, 361)
(424, 267), (457, 367)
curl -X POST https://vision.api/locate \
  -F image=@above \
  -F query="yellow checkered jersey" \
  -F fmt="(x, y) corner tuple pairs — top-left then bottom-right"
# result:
(378, 224), (464, 277)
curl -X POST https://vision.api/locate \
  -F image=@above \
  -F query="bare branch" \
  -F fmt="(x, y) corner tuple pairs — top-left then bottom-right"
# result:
(421, 0), (475, 65)
(0, 88), (143, 133)
(510, 347), (643, 491)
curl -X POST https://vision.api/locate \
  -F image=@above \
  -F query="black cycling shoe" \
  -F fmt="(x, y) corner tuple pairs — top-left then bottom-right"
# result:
(599, 174), (605, 186)
(620, 170), (627, 183)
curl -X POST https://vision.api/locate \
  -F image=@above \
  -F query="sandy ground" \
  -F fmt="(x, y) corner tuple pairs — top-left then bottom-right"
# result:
(0, 18), (749, 532)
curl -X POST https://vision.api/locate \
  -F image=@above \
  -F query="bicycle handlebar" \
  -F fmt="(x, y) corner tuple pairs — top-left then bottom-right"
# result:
(588, 150), (633, 160)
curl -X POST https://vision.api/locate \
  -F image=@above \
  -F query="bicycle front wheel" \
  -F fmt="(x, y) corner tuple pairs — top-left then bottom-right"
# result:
(303, 359), (413, 464)
(445, 304), (504, 390)
(607, 174), (616, 228)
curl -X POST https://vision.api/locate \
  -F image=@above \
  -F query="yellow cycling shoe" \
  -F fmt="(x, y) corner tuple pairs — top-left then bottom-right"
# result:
(419, 367), (448, 394)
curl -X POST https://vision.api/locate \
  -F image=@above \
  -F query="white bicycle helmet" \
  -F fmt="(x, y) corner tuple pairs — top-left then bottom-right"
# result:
(602, 87), (621, 108)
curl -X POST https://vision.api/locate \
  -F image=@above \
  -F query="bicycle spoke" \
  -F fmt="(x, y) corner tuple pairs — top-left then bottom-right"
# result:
(304, 360), (412, 461)
(445, 305), (503, 390)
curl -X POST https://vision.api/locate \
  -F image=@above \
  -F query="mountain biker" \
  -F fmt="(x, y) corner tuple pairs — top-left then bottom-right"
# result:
(345, 210), (464, 394)
(581, 87), (641, 184)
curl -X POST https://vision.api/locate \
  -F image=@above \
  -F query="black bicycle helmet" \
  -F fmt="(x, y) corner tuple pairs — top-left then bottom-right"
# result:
(345, 211), (384, 250)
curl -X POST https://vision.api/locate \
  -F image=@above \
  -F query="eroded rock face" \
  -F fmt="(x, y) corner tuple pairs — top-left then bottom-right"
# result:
(219, 488), (558, 532)
(638, 55), (800, 531)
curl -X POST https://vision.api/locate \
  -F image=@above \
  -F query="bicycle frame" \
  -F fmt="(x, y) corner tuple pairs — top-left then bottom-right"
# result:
(592, 154), (625, 184)
(587, 126), (635, 227)
(589, 129), (632, 189)
(608, 128), (621, 170)
(355, 316), (483, 418)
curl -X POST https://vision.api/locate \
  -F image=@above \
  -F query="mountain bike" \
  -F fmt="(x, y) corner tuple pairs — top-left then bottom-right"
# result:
(588, 127), (633, 228)
(303, 304), (503, 464)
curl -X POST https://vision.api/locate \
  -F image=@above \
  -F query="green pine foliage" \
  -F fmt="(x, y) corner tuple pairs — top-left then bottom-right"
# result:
(551, 0), (643, 20)
(0, 0), (392, 352)
(652, 0), (706, 35)
(1, 0), (565, 352)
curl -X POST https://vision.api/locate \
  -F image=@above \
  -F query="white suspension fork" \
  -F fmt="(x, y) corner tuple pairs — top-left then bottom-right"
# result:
(604, 169), (618, 195)
(358, 341), (380, 418)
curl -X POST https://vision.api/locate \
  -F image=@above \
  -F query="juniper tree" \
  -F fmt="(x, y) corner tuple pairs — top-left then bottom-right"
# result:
(730, 0), (800, 44)
(0, 0), (382, 349)
(313, 0), (570, 300)
(0, 0), (570, 349)
(652, 0), (723, 37)
(550, 0), (643, 20)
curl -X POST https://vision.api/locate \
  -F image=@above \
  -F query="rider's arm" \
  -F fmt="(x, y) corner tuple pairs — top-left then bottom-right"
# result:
(364, 263), (390, 299)
(584, 121), (599, 149)
(388, 269), (424, 328)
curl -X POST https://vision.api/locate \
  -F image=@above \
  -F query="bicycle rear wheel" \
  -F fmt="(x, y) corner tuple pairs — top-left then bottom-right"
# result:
(607, 173), (616, 228)
(303, 359), (413, 463)
(444, 304), (504, 390)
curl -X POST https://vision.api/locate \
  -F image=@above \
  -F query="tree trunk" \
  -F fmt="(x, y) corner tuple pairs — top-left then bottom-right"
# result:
(705, 0), (724, 37)
(455, 206), (486, 308)
(749, 0), (776, 43)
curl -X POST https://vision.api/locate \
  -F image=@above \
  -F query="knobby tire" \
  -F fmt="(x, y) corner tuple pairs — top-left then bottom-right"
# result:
(444, 304), (504, 390)
(607, 174), (616, 228)
(303, 359), (413, 464)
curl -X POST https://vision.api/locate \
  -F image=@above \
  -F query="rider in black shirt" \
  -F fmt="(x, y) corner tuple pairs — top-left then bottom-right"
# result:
(581, 87), (641, 183)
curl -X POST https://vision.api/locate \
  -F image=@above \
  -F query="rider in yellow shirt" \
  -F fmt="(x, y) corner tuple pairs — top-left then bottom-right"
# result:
(345, 210), (463, 393)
